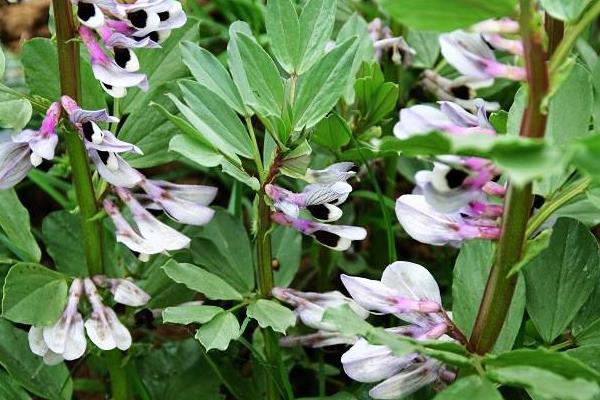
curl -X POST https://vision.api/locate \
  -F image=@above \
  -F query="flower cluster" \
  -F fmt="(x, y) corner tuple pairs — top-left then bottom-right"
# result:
(268, 162), (367, 251)
(276, 262), (457, 399)
(422, 19), (522, 111)
(393, 100), (505, 246)
(29, 276), (150, 365)
(74, 0), (186, 97)
(0, 96), (217, 259)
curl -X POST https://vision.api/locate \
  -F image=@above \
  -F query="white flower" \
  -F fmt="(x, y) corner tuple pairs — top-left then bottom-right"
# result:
(93, 275), (151, 307)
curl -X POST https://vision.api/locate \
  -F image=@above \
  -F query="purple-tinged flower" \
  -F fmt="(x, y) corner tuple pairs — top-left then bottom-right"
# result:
(421, 70), (500, 112)
(305, 162), (357, 184)
(470, 18), (520, 34)
(139, 179), (216, 226)
(75, 1), (107, 28)
(92, 275), (151, 306)
(13, 101), (61, 167)
(395, 194), (500, 246)
(341, 262), (443, 326)
(482, 34), (523, 56)
(28, 279), (87, 365)
(80, 26), (148, 98)
(0, 134), (33, 190)
(272, 287), (369, 331)
(104, 198), (162, 256)
(439, 31), (526, 88)
(393, 101), (494, 140)
(121, 0), (186, 39)
(89, 150), (143, 188)
(368, 18), (415, 65)
(279, 331), (357, 348)
(272, 212), (367, 251)
(83, 278), (132, 351)
(265, 182), (351, 222)
(115, 187), (191, 251)
(367, 359), (444, 400)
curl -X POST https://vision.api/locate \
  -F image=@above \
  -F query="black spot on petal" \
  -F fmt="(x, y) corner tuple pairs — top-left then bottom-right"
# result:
(450, 85), (471, 100)
(307, 204), (331, 221)
(446, 169), (469, 189)
(77, 2), (95, 21)
(313, 230), (341, 248)
(82, 121), (94, 142)
(114, 47), (132, 69)
(148, 31), (159, 42)
(98, 150), (110, 164)
(158, 11), (170, 21)
(128, 10), (149, 28)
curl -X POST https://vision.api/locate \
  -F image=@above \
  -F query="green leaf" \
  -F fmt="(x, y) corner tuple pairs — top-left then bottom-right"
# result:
(293, 37), (358, 130)
(265, 0), (300, 73)
(2, 263), (68, 325)
(0, 319), (72, 400)
(567, 345), (600, 372)
(180, 41), (245, 115)
(353, 63), (399, 130)
(0, 189), (41, 262)
(247, 299), (296, 334)
(227, 21), (257, 116)
(0, 370), (31, 400)
(337, 13), (375, 104)
(162, 260), (243, 301)
(190, 209), (255, 294)
(311, 113), (352, 149)
(42, 211), (88, 276)
(297, 0), (337, 73)
(522, 218), (600, 343)
(168, 134), (223, 168)
(177, 81), (254, 159)
(21, 38), (105, 109)
(434, 376), (502, 400)
(220, 159), (261, 191)
(379, 132), (570, 186)
(452, 240), (525, 352)
(195, 312), (240, 351)
(487, 366), (599, 400)
(235, 33), (285, 118)
(541, 0), (592, 22)
(546, 63), (593, 145)
(572, 280), (600, 346)
(484, 348), (600, 384)
(0, 48), (4, 77)
(407, 30), (440, 69)
(379, 0), (518, 31)
(163, 304), (224, 325)
(0, 93), (32, 131)
(322, 304), (372, 337)
(272, 225), (302, 287)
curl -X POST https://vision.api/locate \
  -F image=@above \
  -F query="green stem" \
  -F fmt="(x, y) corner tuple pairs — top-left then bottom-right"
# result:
(526, 177), (591, 238)
(469, 0), (550, 354)
(245, 116), (266, 181)
(549, 0), (600, 74)
(53, 2), (128, 398)
(105, 350), (129, 400)
(201, 351), (243, 400)
(52, 0), (104, 276)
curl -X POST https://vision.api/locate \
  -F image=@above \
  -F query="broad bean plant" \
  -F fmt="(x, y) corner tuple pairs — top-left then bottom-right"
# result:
(1, 0), (600, 399)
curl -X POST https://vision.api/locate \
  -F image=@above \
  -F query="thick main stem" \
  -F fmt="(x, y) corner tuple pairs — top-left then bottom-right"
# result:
(53, 0), (104, 276)
(470, 0), (549, 354)
(53, 3), (128, 398)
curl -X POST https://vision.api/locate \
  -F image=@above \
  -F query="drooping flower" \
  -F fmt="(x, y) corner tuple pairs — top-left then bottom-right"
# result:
(393, 100), (494, 139)
(0, 102), (62, 189)
(266, 182), (352, 222)
(139, 179), (217, 226)
(305, 162), (357, 184)
(340, 262), (456, 399)
(272, 287), (369, 331)
(368, 18), (415, 65)
(109, 187), (191, 255)
(80, 26), (149, 98)
(395, 194), (500, 246)
(83, 278), (132, 351)
(271, 212), (367, 251)
(279, 330), (357, 348)
(92, 275), (151, 307)
(439, 30), (526, 88)
(28, 279), (87, 365)
(470, 18), (520, 34)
